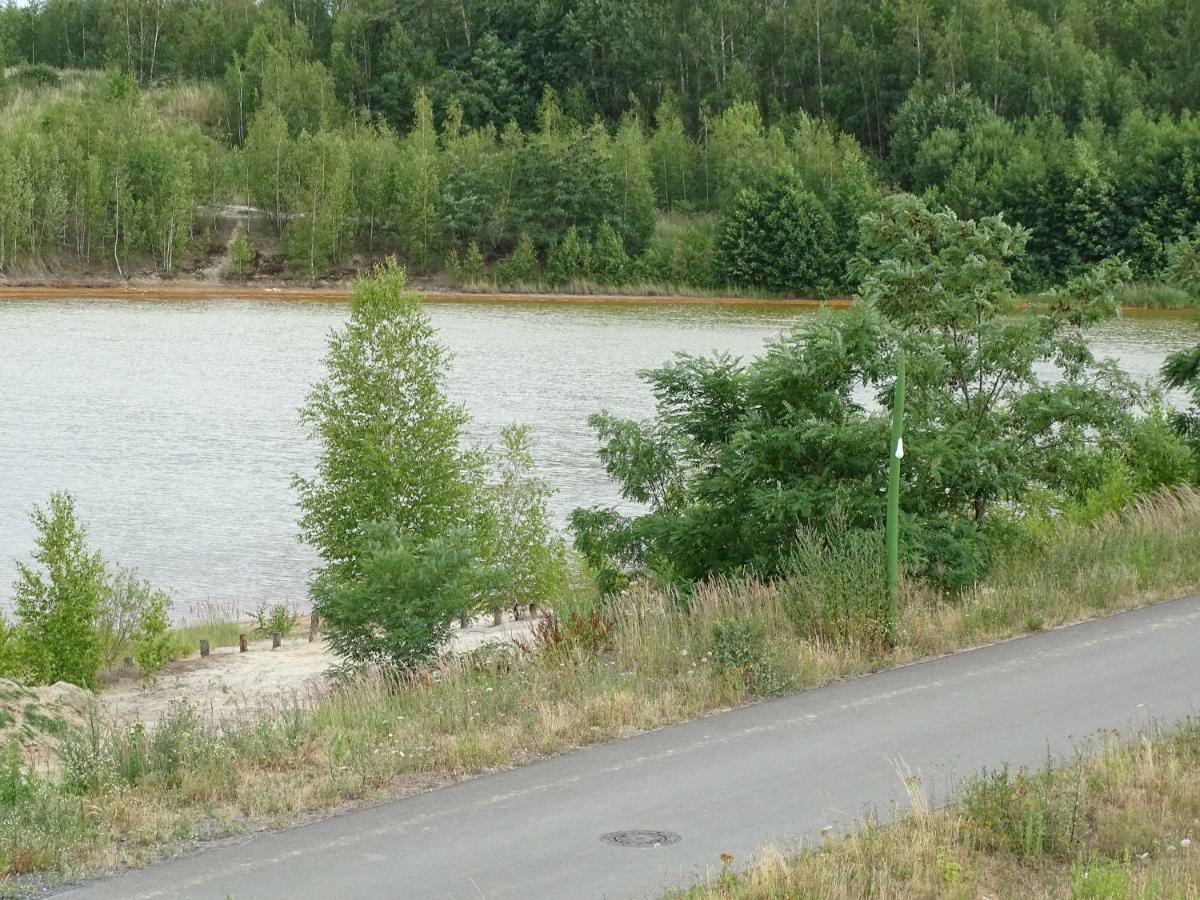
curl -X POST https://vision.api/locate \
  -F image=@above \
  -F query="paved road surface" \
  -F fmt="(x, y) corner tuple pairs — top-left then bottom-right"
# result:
(56, 595), (1200, 900)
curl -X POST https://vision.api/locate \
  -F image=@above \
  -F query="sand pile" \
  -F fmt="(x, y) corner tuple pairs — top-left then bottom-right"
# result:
(0, 678), (98, 772)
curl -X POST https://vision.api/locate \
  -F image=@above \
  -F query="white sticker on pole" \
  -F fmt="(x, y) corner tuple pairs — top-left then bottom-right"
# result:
(895, 437), (904, 459)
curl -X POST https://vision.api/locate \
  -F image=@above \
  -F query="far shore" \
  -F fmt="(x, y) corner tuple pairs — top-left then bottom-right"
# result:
(0, 279), (839, 308)
(2, 278), (1198, 314)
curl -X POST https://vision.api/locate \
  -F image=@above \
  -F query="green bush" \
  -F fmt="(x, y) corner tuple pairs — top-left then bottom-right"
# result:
(495, 232), (540, 285)
(132, 588), (173, 678)
(716, 171), (836, 295)
(779, 523), (888, 646)
(709, 618), (784, 697)
(474, 425), (568, 619)
(312, 521), (475, 670)
(1165, 229), (1200, 297)
(960, 761), (1088, 860)
(10, 492), (107, 690)
(251, 602), (298, 639)
(589, 222), (630, 283)
(545, 226), (590, 285)
(226, 226), (255, 278)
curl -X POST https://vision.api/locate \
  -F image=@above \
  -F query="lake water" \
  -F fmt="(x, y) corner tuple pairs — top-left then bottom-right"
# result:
(1, 299), (1196, 617)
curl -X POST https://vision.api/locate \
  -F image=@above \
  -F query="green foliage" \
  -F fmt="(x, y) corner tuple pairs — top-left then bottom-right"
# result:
(131, 588), (172, 679)
(474, 425), (568, 615)
(251, 603), (298, 639)
(779, 522), (888, 646)
(545, 226), (590, 285)
(97, 567), (174, 671)
(589, 222), (630, 284)
(296, 259), (478, 667)
(495, 232), (540, 285)
(226, 226), (255, 278)
(960, 761), (1088, 860)
(10, 493), (107, 690)
(312, 521), (475, 670)
(1165, 229), (1200, 297)
(716, 172), (837, 295)
(576, 194), (1142, 590)
(709, 619), (783, 697)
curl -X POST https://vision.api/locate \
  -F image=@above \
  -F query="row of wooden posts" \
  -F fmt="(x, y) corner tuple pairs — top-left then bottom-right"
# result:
(122, 615), (324, 669)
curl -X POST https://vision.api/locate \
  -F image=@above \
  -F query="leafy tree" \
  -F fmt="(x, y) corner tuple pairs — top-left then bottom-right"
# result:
(545, 225), (590, 285)
(474, 425), (567, 620)
(1162, 335), (1200, 482)
(296, 259), (477, 616)
(316, 521), (476, 670)
(10, 492), (107, 689)
(495, 232), (539, 285)
(226, 225), (255, 277)
(716, 172), (837, 295)
(574, 194), (1142, 589)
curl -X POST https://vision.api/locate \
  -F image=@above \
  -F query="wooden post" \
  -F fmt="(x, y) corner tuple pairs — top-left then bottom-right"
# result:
(492, 607), (502, 627)
(272, 632), (282, 649)
(529, 603), (538, 619)
(239, 634), (248, 652)
(200, 639), (210, 657)
(308, 612), (320, 643)
(123, 655), (133, 669)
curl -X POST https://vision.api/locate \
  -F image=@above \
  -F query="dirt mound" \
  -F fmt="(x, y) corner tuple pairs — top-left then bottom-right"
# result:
(0, 679), (98, 773)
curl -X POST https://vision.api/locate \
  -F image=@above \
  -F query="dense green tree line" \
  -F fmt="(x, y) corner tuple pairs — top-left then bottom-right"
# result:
(3, 0), (1200, 290)
(5, 0), (1199, 144)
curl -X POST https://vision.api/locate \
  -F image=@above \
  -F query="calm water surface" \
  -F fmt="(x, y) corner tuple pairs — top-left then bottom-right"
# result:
(0, 300), (1196, 616)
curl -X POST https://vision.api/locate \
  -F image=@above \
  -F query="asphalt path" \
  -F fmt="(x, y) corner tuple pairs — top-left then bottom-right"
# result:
(55, 594), (1200, 900)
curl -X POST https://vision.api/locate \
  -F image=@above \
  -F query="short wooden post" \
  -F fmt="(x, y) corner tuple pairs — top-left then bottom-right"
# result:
(239, 634), (248, 652)
(529, 603), (538, 619)
(199, 639), (210, 657)
(308, 612), (320, 642)
(491, 607), (502, 627)
(272, 632), (282, 649)
(123, 655), (133, 669)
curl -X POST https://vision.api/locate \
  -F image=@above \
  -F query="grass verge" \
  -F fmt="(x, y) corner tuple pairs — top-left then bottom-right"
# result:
(676, 720), (1200, 899)
(2, 488), (1200, 888)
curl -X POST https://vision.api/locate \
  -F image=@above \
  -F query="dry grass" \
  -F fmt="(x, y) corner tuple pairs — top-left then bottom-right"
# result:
(2, 489), (1200, 887)
(678, 721), (1200, 899)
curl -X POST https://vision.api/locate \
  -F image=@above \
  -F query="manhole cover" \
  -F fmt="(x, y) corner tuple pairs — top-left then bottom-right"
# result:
(600, 830), (682, 848)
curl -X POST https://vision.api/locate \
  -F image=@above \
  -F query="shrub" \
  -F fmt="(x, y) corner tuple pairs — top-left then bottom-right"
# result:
(251, 602), (298, 639)
(226, 226), (255, 278)
(589, 222), (630, 283)
(11, 493), (107, 690)
(1165, 229), (1200, 297)
(959, 761), (1088, 860)
(709, 618), (783, 696)
(96, 567), (174, 670)
(780, 523), (888, 646)
(716, 171), (836, 295)
(132, 588), (173, 678)
(545, 226), (590, 285)
(461, 241), (485, 283)
(474, 425), (568, 620)
(311, 521), (476, 670)
(495, 233), (539, 285)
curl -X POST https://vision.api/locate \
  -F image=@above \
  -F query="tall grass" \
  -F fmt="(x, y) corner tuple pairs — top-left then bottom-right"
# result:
(2, 489), (1200, 885)
(678, 720), (1200, 899)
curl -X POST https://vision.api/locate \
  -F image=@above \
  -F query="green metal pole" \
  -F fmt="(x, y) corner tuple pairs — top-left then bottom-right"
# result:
(886, 350), (906, 648)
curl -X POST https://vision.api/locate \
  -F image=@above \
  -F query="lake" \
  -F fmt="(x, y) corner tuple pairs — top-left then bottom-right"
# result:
(0, 299), (1196, 617)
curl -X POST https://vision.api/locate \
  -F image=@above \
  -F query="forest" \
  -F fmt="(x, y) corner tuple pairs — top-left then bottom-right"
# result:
(2, 0), (1200, 294)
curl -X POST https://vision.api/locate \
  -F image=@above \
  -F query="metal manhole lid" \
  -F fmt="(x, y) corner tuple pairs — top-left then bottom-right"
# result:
(600, 830), (682, 848)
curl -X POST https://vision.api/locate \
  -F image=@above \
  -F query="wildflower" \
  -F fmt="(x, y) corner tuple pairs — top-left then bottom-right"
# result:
(1182, 839), (1192, 849)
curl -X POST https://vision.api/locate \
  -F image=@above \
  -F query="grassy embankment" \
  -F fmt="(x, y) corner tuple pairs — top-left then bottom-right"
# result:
(3, 489), (1200, 887)
(677, 720), (1200, 899)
